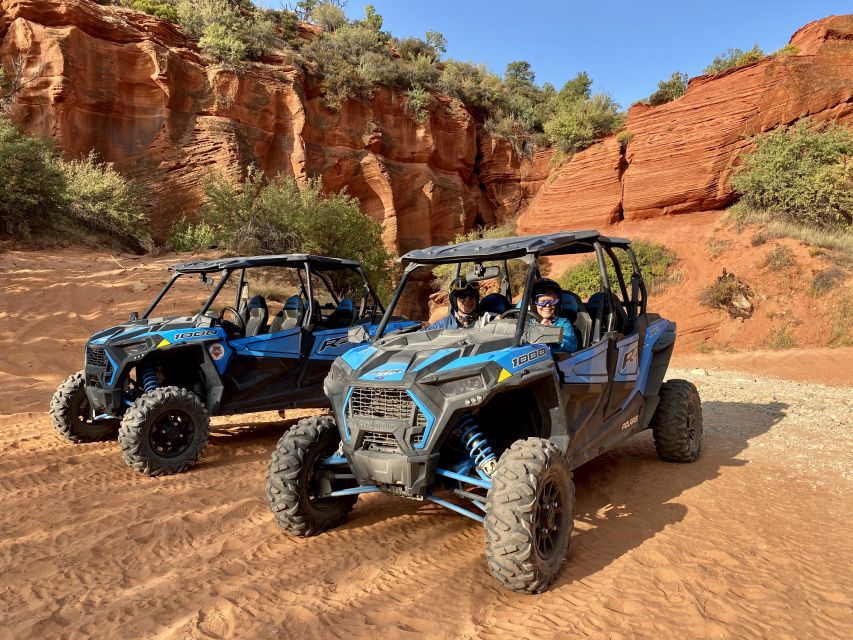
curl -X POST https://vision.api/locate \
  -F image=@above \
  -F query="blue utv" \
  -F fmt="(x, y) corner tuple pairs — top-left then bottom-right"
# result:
(266, 232), (702, 593)
(49, 254), (416, 476)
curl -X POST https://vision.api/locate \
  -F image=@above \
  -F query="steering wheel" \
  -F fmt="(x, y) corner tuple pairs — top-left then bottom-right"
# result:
(499, 308), (521, 320)
(219, 306), (246, 334)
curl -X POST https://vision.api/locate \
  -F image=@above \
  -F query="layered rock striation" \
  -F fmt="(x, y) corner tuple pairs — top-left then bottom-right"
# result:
(0, 0), (547, 249)
(518, 14), (853, 233)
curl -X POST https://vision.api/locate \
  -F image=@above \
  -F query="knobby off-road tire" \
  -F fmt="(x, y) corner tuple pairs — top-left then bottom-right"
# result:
(650, 379), (703, 463)
(266, 416), (357, 537)
(49, 370), (119, 443)
(484, 438), (575, 594)
(118, 386), (209, 476)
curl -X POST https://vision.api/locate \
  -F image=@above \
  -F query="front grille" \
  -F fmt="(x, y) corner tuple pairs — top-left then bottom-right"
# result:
(411, 434), (424, 447)
(348, 387), (414, 421)
(414, 409), (427, 428)
(362, 431), (402, 453)
(86, 346), (107, 368)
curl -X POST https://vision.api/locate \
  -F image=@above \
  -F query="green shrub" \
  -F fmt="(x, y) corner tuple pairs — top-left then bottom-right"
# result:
(199, 22), (247, 63)
(176, 0), (275, 62)
(775, 44), (800, 57)
(168, 216), (216, 251)
(200, 167), (392, 287)
(0, 118), (66, 236)
(543, 92), (625, 155)
(646, 71), (688, 106)
(312, 1), (347, 32)
(61, 152), (151, 252)
(404, 86), (434, 123)
(125, 0), (179, 23)
(704, 45), (765, 74)
(557, 240), (679, 298)
(302, 23), (392, 106)
(731, 119), (853, 231)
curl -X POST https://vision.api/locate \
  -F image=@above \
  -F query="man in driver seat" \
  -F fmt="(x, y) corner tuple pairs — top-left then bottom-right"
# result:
(427, 277), (481, 329)
(530, 278), (577, 353)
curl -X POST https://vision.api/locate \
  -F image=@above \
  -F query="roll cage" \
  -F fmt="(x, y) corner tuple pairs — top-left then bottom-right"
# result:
(142, 254), (385, 328)
(371, 231), (647, 345)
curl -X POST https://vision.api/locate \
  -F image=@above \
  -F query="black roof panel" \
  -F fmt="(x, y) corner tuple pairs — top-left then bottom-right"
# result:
(170, 254), (362, 273)
(401, 231), (631, 264)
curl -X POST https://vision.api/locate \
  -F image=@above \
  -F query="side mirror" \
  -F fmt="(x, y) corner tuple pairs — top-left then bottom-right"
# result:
(348, 325), (370, 344)
(129, 311), (139, 322)
(525, 324), (564, 345)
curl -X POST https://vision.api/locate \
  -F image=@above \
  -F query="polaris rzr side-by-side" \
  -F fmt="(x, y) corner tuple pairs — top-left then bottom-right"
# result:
(266, 231), (702, 593)
(50, 254), (416, 476)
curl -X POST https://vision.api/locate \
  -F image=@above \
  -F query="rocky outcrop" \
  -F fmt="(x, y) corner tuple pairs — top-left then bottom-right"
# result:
(0, 0), (547, 249)
(519, 14), (853, 233)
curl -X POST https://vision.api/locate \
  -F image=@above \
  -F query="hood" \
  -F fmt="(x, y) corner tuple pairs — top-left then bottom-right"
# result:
(335, 327), (534, 387)
(89, 316), (197, 347)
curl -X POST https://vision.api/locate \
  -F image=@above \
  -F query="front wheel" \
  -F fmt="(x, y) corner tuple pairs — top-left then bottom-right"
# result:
(49, 371), (119, 443)
(266, 416), (357, 537)
(484, 438), (575, 594)
(118, 386), (209, 476)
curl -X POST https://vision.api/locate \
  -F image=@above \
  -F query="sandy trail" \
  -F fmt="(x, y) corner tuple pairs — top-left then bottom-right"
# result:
(1, 369), (851, 639)
(1, 246), (851, 638)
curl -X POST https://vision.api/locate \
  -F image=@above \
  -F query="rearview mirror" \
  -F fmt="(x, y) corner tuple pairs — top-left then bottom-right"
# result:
(525, 324), (564, 345)
(466, 265), (500, 282)
(348, 325), (370, 344)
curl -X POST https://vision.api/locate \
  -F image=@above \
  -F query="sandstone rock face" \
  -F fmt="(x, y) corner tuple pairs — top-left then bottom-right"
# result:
(0, 0), (547, 250)
(519, 14), (853, 233)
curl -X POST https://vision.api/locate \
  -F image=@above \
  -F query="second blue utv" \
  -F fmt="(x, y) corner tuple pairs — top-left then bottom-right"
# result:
(49, 254), (416, 476)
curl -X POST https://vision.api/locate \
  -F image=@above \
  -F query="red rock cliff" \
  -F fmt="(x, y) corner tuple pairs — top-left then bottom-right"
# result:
(0, 0), (548, 251)
(518, 14), (853, 233)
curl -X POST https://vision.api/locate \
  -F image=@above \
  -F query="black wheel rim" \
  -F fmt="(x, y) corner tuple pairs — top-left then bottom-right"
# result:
(148, 409), (195, 458)
(534, 476), (564, 560)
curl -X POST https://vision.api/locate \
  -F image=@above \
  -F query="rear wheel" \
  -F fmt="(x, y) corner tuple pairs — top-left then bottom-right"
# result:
(118, 386), (209, 476)
(266, 416), (357, 537)
(50, 371), (119, 443)
(484, 438), (574, 594)
(650, 379), (703, 462)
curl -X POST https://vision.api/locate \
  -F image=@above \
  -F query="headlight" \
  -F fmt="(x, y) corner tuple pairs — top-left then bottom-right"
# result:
(436, 375), (485, 398)
(123, 341), (149, 357)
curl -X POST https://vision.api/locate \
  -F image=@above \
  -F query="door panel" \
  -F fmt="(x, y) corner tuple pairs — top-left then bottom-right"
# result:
(219, 328), (304, 412)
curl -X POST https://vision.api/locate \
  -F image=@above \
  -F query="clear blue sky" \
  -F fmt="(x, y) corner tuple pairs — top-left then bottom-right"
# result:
(260, 1), (850, 108)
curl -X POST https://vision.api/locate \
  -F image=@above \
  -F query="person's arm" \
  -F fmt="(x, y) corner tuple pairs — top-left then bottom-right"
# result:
(556, 318), (577, 353)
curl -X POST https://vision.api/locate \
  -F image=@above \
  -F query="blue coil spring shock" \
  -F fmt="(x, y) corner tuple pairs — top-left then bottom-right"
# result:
(140, 365), (159, 393)
(459, 416), (497, 479)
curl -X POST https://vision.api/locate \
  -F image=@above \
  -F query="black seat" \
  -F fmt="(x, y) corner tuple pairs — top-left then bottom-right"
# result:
(326, 298), (354, 329)
(561, 291), (591, 350)
(269, 296), (304, 332)
(479, 292), (511, 317)
(243, 295), (268, 337)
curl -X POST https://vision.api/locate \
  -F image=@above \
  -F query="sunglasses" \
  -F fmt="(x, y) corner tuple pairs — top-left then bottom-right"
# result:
(457, 292), (478, 300)
(534, 298), (559, 308)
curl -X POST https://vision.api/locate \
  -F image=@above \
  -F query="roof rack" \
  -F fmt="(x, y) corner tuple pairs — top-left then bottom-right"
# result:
(400, 231), (631, 264)
(170, 254), (362, 273)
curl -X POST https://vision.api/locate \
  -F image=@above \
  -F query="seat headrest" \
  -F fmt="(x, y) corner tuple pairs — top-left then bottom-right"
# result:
(283, 295), (303, 312)
(479, 293), (510, 315)
(247, 295), (267, 311)
(337, 298), (354, 312)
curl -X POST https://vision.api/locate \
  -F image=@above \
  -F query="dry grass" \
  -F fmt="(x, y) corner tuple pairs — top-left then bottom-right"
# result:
(763, 245), (794, 270)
